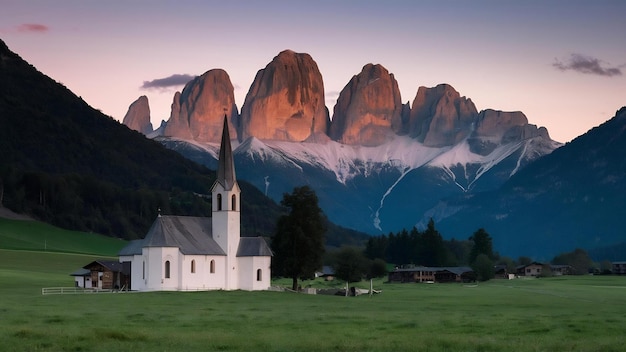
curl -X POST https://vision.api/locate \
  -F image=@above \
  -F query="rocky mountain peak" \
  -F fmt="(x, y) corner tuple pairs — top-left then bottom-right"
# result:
(163, 69), (238, 143)
(329, 63), (403, 146)
(122, 95), (153, 135)
(468, 109), (553, 155)
(408, 84), (478, 147)
(238, 49), (329, 142)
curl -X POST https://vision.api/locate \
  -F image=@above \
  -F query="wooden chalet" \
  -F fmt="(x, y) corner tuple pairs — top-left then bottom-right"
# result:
(516, 262), (544, 277)
(81, 260), (130, 290)
(388, 266), (475, 283)
(516, 262), (572, 277)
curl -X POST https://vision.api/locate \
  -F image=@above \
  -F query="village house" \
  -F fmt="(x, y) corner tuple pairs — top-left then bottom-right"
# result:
(516, 262), (544, 276)
(388, 266), (475, 283)
(612, 261), (626, 275)
(516, 262), (572, 277)
(70, 260), (130, 290)
(115, 117), (272, 291)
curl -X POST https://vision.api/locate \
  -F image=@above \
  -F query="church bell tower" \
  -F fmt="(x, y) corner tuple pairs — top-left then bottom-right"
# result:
(211, 115), (241, 290)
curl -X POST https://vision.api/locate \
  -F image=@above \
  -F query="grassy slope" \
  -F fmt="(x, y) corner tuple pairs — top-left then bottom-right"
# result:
(0, 218), (127, 256)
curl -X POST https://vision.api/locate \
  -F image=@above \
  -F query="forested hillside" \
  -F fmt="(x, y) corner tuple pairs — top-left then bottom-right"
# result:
(0, 39), (281, 239)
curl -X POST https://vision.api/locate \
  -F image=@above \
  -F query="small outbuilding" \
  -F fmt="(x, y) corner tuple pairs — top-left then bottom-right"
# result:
(81, 260), (130, 290)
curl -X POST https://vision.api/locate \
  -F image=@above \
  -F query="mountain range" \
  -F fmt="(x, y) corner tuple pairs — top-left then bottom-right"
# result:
(2, 37), (622, 260)
(121, 50), (610, 259)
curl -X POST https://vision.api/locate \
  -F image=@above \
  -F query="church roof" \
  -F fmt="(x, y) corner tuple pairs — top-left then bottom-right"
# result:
(118, 239), (144, 256)
(237, 237), (273, 257)
(215, 115), (237, 191)
(118, 215), (226, 256)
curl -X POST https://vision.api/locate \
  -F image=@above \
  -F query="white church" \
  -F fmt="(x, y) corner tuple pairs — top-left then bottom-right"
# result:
(117, 117), (272, 291)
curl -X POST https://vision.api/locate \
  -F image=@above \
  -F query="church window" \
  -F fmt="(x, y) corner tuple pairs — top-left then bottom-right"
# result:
(191, 260), (196, 273)
(210, 260), (215, 274)
(257, 269), (262, 281)
(217, 194), (222, 211)
(231, 194), (237, 211)
(165, 260), (171, 279)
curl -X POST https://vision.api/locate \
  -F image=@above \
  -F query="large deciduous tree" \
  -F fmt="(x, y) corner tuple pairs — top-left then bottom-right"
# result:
(271, 186), (326, 290)
(332, 246), (369, 283)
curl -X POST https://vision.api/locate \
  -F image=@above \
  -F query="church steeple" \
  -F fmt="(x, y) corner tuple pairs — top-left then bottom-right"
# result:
(216, 115), (237, 191)
(211, 114), (241, 290)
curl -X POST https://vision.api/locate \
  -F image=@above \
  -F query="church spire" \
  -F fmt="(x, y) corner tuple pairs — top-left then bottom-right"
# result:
(216, 115), (236, 191)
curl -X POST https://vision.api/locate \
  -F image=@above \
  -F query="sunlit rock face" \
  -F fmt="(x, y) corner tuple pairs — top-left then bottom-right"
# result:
(473, 109), (529, 140)
(122, 95), (153, 135)
(329, 64), (403, 146)
(408, 84), (478, 148)
(163, 69), (238, 142)
(468, 109), (551, 155)
(239, 50), (329, 142)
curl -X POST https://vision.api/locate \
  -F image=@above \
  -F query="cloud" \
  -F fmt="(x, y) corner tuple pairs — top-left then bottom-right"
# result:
(0, 23), (49, 34)
(17, 23), (49, 33)
(141, 74), (196, 90)
(553, 54), (622, 77)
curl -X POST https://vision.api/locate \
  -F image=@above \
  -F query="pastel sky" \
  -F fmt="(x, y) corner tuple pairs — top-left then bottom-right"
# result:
(2, 0), (625, 142)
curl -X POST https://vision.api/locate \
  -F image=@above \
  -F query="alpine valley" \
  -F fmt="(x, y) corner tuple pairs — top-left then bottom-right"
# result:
(121, 49), (626, 258)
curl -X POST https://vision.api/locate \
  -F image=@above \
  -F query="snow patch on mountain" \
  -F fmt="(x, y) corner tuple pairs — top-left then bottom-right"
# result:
(240, 136), (444, 184)
(373, 166), (412, 231)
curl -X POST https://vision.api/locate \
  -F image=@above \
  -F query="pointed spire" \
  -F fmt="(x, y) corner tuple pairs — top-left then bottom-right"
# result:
(217, 115), (237, 190)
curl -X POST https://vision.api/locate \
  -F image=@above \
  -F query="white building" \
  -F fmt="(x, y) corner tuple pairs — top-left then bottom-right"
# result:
(118, 117), (272, 291)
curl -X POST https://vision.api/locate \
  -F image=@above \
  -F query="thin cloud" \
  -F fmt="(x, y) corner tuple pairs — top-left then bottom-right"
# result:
(553, 54), (622, 77)
(141, 74), (196, 90)
(17, 23), (49, 33)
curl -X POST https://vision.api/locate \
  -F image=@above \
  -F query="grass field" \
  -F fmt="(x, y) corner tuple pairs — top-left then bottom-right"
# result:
(1, 219), (626, 351)
(1, 249), (625, 352)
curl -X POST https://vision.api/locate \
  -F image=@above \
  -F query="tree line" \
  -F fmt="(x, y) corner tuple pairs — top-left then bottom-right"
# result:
(269, 186), (602, 286)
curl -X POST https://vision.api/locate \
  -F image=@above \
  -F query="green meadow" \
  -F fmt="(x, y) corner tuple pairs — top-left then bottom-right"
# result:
(0, 218), (127, 256)
(1, 219), (626, 351)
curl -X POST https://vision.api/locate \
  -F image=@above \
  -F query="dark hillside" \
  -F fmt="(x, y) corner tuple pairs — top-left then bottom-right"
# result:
(435, 107), (626, 259)
(0, 39), (281, 239)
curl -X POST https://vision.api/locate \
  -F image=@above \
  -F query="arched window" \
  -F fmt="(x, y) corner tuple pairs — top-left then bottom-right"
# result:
(216, 194), (222, 211)
(231, 194), (237, 211)
(164, 260), (170, 279)
(210, 260), (215, 274)
(256, 269), (262, 281)
(191, 260), (196, 273)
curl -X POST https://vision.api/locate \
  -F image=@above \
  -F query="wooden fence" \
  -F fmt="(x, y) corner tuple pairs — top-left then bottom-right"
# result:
(41, 287), (115, 295)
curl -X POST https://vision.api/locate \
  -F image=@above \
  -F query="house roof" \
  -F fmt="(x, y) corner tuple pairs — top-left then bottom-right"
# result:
(117, 215), (225, 256)
(237, 237), (272, 257)
(516, 262), (544, 270)
(391, 266), (473, 275)
(83, 260), (128, 274)
(70, 268), (90, 276)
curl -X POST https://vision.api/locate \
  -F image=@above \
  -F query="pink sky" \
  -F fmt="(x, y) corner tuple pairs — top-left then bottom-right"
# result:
(2, 0), (625, 142)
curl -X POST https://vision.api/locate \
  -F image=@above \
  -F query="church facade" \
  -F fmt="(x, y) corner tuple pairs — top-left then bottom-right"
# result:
(118, 117), (272, 291)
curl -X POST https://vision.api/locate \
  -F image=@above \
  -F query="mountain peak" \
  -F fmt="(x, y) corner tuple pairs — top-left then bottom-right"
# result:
(163, 69), (238, 143)
(408, 83), (478, 147)
(329, 63), (403, 146)
(239, 49), (329, 142)
(122, 95), (153, 135)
